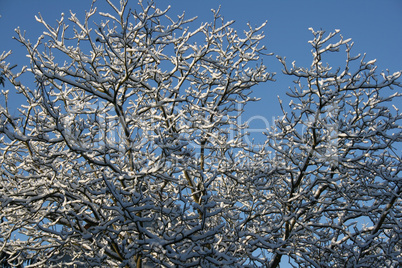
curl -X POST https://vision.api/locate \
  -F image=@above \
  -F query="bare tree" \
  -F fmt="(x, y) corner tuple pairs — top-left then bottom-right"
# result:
(0, 0), (400, 267)
(0, 1), (272, 267)
(249, 29), (401, 267)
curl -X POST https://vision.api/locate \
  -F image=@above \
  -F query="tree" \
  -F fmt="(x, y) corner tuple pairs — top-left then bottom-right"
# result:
(255, 29), (401, 267)
(0, 0), (400, 267)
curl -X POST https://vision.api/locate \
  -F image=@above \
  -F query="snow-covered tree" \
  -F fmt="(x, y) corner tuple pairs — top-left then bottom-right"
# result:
(0, 0), (400, 267)
(252, 30), (401, 267)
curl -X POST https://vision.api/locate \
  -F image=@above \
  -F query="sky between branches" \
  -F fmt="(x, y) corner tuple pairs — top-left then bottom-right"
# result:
(0, 0), (401, 130)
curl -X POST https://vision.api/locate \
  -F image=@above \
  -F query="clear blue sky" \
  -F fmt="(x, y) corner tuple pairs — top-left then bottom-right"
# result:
(0, 0), (401, 126)
(0, 1), (401, 266)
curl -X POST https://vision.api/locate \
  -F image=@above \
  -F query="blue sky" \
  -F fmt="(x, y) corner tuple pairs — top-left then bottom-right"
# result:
(0, 1), (401, 266)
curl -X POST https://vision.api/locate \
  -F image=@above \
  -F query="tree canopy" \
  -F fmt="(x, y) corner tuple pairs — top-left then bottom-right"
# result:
(0, 1), (401, 267)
